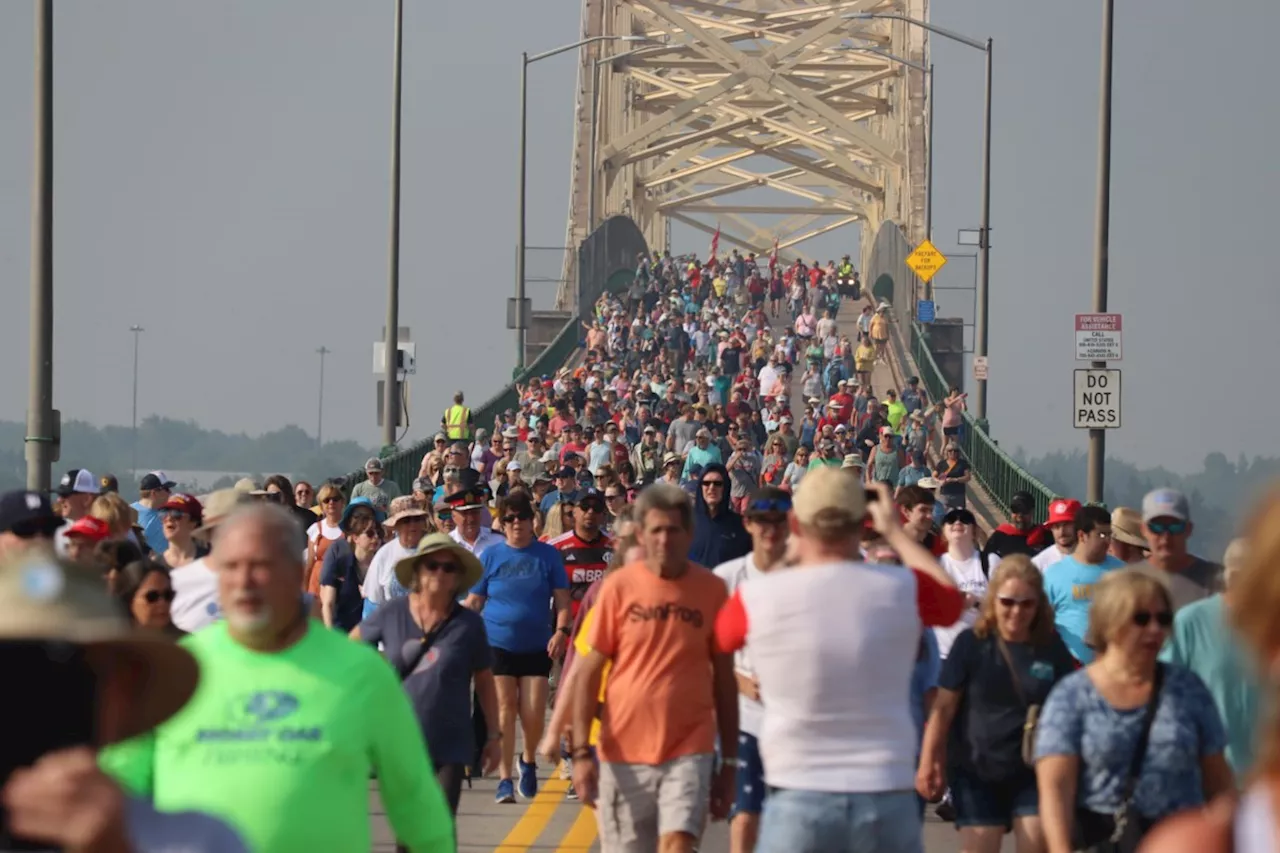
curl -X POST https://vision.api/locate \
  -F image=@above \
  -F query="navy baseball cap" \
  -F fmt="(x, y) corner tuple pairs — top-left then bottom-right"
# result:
(0, 490), (64, 536)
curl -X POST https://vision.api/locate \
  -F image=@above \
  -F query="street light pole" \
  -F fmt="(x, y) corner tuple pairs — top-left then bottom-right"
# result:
(130, 326), (143, 476)
(925, 63), (934, 244)
(382, 0), (404, 449)
(316, 346), (330, 450)
(516, 35), (652, 370)
(975, 39), (993, 428)
(1086, 0), (1115, 504)
(26, 0), (55, 492)
(515, 51), (529, 370)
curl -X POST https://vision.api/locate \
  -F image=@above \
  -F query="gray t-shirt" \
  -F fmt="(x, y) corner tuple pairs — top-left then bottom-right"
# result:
(1132, 557), (1224, 612)
(669, 417), (699, 453)
(360, 598), (492, 766)
(728, 451), (763, 499)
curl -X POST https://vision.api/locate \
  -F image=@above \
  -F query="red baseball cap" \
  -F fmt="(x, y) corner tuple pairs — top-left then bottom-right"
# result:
(1045, 498), (1082, 527)
(161, 493), (204, 526)
(65, 516), (110, 541)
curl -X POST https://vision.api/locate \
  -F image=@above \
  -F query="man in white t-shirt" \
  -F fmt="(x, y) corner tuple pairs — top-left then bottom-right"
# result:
(1032, 498), (1081, 573)
(715, 470), (964, 853)
(364, 505), (429, 607)
(713, 486), (791, 853)
(170, 489), (248, 633)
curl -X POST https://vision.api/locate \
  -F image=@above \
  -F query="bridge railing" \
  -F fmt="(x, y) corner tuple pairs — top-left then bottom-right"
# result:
(340, 216), (649, 496)
(907, 320), (1056, 520)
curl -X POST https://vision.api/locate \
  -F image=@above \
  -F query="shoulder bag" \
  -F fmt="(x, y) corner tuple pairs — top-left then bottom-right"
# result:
(995, 636), (1040, 767)
(1073, 664), (1166, 853)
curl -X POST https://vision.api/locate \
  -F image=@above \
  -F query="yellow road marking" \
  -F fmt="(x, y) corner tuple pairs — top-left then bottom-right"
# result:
(493, 779), (570, 852)
(553, 806), (599, 852)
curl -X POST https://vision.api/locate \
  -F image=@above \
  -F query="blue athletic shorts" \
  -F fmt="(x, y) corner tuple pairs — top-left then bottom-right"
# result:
(732, 732), (767, 817)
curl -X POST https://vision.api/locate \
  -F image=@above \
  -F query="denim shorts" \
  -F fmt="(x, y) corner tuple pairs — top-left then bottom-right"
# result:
(732, 733), (766, 817)
(756, 788), (922, 853)
(950, 768), (1039, 830)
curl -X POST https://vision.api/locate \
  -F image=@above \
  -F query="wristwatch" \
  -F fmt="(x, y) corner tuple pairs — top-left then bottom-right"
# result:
(558, 627), (571, 636)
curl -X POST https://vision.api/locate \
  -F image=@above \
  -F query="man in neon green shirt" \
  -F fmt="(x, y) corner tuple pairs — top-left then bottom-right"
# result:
(101, 504), (454, 853)
(884, 388), (908, 434)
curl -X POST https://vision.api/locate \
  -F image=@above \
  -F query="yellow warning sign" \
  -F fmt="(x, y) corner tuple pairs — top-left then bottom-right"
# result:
(905, 239), (948, 283)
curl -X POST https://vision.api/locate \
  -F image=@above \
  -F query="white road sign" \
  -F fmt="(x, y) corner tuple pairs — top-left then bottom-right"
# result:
(973, 356), (988, 381)
(1073, 369), (1121, 429)
(1075, 313), (1122, 361)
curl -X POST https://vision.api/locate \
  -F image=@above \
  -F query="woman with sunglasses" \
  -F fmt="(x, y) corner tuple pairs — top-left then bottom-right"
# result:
(917, 556), (1074, 853)
(354, 534), (499, 819)
(934, 508), (991, 661)
(305, 483), (346, 594)
(115, 559), (184, 638)
(155, 494), (208, 571)
(465, 491), (571, 805)
(1035, 570), (1233, 853)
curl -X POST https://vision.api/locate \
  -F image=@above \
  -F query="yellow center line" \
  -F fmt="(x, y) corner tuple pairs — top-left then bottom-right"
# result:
(493, 778), (570, 853)
(553, 806), (599, 852)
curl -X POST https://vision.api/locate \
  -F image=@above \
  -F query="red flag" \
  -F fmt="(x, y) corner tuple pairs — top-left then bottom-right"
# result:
(709, 224), (720, 264)
(769, 237), (778, 272)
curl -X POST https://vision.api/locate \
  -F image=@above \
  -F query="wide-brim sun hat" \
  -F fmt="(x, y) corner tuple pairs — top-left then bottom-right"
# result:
(340, 496), (386, 527)
(0, 555), (198, 744)
(393, 533), (484, 592)
(193, 488), (251, 538)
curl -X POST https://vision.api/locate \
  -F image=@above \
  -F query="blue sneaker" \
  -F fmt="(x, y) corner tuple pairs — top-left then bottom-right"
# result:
(495, 778), (516, 804)
(517, 757), (538, 800)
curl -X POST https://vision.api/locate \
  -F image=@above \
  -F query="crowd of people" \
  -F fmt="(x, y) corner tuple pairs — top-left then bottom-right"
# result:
(0, 249), (1273, 853)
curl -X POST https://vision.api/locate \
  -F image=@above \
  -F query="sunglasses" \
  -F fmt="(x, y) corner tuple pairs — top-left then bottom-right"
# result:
(502, 512), (535, 524)
(142, 589), (176, 603)
(701, 479), (726, 488)
(748, 497), (793, 514)
(321, 496), (343, 504)
(161, 510), (191, 522)
(1133, 610), (1173, 629)
(1146, 520), (1188, 536)
(356, 528), (382, 540)
(420, 558), (460, 574)
(577, 501), (606, 513)
(997, 596), (1036, 610)
(943, 511), (976, 526)
(436, 510), (453, 521)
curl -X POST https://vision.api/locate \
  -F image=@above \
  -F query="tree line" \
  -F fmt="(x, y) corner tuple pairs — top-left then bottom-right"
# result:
(0, 417), (375, 495)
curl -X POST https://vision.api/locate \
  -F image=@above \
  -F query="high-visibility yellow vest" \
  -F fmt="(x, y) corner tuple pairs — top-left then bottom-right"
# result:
(444, 405), (471, 440)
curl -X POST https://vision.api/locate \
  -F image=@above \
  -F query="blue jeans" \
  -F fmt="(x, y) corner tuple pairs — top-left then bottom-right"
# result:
(757, 788), (923, 853)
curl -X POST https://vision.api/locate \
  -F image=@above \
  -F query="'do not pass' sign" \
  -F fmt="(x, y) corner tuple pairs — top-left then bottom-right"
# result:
(1073, 369), (1121, 429)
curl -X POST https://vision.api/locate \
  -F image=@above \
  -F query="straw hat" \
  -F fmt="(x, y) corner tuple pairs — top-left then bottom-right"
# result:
(194, 488), (250, 538)
(1109, 507), (1147, 549)
(393, 533), (484, 593)
(0, 555), (197, 743)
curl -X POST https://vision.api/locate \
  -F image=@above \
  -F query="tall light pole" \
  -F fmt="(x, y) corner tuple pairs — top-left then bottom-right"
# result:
(382, 0), (404, 450)
(130, 326), (144, 476)
(26, 0), (55, 492)
(316, 346), (330, 450)
(847, 14), (992, 426)
(516, 34), (650, 370)
(1086, 0), (1115, 504)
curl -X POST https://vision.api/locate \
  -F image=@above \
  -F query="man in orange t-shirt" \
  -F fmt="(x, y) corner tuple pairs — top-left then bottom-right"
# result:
(571, 483), (737, 853)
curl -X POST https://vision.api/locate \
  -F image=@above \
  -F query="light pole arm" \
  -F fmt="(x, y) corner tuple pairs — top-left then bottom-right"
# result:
(527, 35), (629, 65)
(845, 13), (987, 52)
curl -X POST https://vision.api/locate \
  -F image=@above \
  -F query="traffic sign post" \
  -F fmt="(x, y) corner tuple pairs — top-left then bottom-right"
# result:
(905, 239), (948, 283)
(916, 299), (936, 323)
(1073, 369), (1121, 429)
(1075, 313), (1122, 361)
(973, 356), (989, 381)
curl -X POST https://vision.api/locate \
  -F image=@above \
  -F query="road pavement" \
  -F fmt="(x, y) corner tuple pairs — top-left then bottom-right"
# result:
(367, 301), (1007, 851)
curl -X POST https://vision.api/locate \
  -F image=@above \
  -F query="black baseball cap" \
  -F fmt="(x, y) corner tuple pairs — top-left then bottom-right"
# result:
(55, 469), (99, 498)
(1009, 491), (1035, 515)
(138, 471), (178, 491)
(574, 489), (606, 510)
(98, 473), (120, 494)
(0, 490), (64, 536)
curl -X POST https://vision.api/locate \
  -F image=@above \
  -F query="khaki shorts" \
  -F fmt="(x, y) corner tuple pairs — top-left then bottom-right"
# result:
(598, 753), (715, 851)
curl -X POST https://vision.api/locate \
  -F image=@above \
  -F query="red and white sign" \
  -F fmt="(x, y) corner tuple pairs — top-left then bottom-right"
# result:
(1074, 313), (1122, 361)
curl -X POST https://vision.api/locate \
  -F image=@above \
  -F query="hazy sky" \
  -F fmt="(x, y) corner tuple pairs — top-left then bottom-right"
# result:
(0, 1), (1275, 473)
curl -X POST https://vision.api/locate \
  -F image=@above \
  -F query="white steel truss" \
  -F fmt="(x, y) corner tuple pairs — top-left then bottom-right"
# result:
(557, 0), (929, 310)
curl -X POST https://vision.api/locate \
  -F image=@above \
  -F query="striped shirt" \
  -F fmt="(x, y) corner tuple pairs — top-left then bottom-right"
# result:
(546, 529), (614, 617)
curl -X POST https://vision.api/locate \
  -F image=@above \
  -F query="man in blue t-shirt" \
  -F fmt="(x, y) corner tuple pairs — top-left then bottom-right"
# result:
(131, 471), (177, 554)
(1043, 505), (1125, 662)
